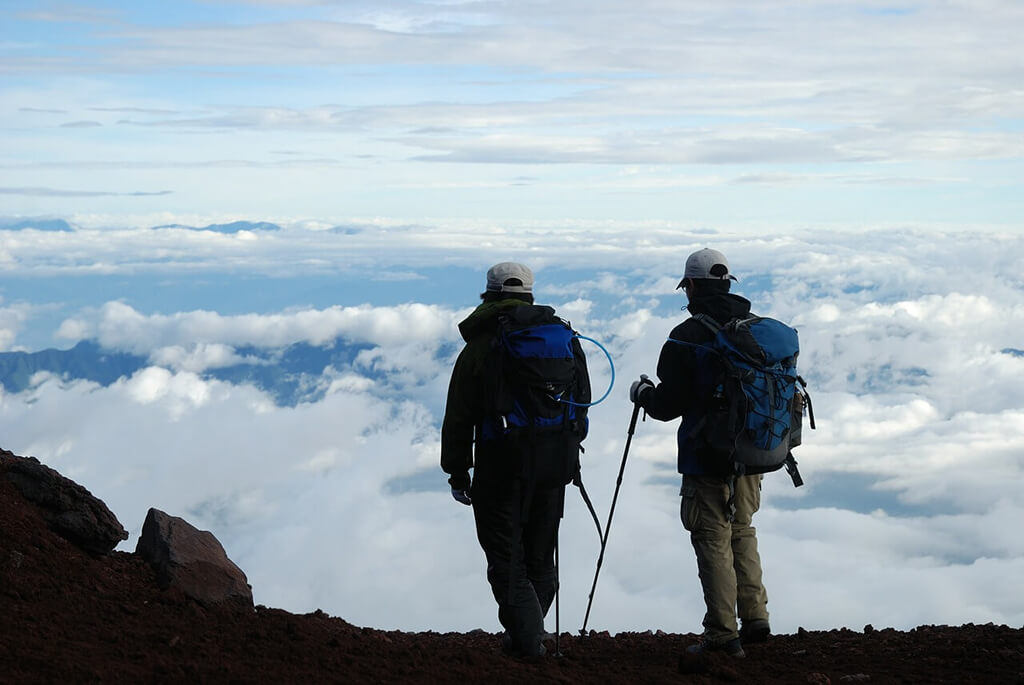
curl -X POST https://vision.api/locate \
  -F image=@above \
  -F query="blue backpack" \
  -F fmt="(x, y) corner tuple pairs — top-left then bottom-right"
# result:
(691, 313), (814, 487)
(480, 305), (589, 487)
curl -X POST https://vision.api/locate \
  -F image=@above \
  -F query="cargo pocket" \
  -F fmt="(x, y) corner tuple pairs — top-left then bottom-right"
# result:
(680, 480), (700, 532)
(733, 474), (763, 524)
(750, 474), (763, 515)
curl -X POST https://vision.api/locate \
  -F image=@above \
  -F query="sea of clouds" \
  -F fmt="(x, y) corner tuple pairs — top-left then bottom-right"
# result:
(1, 220), (1022, 634)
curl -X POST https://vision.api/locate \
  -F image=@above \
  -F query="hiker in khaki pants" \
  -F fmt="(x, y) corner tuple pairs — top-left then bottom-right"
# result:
(629, 248), (772, 658)
(681, 473), (768, 649)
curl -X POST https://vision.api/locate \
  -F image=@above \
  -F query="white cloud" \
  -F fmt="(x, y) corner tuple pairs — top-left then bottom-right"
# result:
(57, 300), (464, 353)
(149, 343), (255, 372)
(122, 367), (216, 418)
(0, 301), (34, 351)
(3, 224), (1024, 636)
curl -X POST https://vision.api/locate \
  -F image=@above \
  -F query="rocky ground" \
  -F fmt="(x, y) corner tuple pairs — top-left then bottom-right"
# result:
(2, 450), (1023, 684)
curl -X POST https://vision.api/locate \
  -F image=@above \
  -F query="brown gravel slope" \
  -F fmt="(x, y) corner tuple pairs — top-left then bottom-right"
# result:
(2, 459), (1023, 684)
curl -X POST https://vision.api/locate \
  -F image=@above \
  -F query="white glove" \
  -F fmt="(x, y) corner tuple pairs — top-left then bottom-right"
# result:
(451, 487), (472, 506)
(629, 374), (655, 404)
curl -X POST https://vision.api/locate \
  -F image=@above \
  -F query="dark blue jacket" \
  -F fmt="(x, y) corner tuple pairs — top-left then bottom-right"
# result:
(638, 286), (751, 476)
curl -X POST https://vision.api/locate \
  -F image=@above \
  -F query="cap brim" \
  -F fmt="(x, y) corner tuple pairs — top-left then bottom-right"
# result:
(677, 275), (737, 289)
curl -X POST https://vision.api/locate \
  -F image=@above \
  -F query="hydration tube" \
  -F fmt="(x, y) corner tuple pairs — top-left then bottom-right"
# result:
(557, 334), (615, 407)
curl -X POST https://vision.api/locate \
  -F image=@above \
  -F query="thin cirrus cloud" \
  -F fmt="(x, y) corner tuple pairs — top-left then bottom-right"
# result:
(3, 1), (1021, 221)
(59, 100), (1024, 167)
(0, 160), (342, 170)
(0, 187), (173, 198)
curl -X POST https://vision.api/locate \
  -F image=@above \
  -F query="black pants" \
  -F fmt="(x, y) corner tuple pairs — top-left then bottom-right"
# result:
(471, 476), (565, 656)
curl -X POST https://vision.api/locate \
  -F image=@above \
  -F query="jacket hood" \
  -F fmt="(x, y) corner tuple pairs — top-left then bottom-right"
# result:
(457, 298), (529, 342)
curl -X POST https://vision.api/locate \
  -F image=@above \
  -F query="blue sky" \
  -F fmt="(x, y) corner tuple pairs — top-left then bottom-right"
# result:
(3, 0), (1023, 226)
(1, 1), (1023, 637)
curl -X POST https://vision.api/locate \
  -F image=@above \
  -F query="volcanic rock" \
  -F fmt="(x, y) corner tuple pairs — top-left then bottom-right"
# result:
(4, 448), (1024, 683)
(135, 507), (253, 609)
(1, 449), (128, 554)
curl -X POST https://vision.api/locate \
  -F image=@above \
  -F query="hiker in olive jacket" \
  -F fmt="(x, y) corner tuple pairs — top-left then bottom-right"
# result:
(630, 248), (771, 659)
(439, 292), (525, 490)
(441, 262), (590, 659)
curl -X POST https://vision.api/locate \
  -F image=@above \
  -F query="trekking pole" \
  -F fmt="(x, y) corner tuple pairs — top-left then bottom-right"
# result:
(580, 401), (642, 635)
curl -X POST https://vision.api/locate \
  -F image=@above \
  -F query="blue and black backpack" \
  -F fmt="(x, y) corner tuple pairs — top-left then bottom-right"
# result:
(480, 305), (589, 488)
(690, 313), (814, 488)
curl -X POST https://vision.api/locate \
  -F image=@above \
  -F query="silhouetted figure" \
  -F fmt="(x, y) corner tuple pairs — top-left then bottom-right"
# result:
(441, 262), (590, 658)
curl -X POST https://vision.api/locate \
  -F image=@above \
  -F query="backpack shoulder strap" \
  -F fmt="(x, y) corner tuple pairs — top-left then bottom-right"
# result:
(692, 312), (723, 336)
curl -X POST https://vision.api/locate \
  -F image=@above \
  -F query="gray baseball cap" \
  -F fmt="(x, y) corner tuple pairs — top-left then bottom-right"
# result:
(485, 262), (534, 294)
(677, 247), (737, 289)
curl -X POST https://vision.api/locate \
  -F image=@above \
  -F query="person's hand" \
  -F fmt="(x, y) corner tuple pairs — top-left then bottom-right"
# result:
(448, 471), (471, 504)
(629, 374), (655, 404)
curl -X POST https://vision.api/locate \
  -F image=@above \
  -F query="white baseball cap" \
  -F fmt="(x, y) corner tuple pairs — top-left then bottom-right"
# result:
(677, 248), (737, 289)
(485, 262), (534, 294)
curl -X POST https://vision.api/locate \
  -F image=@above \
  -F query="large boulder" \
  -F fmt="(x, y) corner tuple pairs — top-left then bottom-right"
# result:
(135, 508), (253, 610)
(1, 450), (128, 554)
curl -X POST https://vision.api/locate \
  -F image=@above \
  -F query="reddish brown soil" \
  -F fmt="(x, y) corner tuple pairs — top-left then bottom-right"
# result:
(2, 468), (1023, 684)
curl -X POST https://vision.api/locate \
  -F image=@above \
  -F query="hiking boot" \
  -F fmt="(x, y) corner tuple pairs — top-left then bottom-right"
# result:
(501, 632), (546, 659)
(739, 619), (771, 644)
(685, 637), (745, 658)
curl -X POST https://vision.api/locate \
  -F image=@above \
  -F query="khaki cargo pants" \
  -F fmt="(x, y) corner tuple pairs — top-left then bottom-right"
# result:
(680, 473), (769, 643)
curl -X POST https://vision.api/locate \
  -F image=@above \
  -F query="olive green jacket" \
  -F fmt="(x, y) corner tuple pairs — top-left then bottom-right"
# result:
(440, 299), (529, 490)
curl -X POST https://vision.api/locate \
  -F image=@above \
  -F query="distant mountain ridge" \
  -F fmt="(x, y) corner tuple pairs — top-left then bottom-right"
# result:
(150, 221), (281, 233)
(0, 218), (283, 233)
(0, 218), (73, 232)
(0, 341), (142, 392)
(0, 339), (372, 406)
